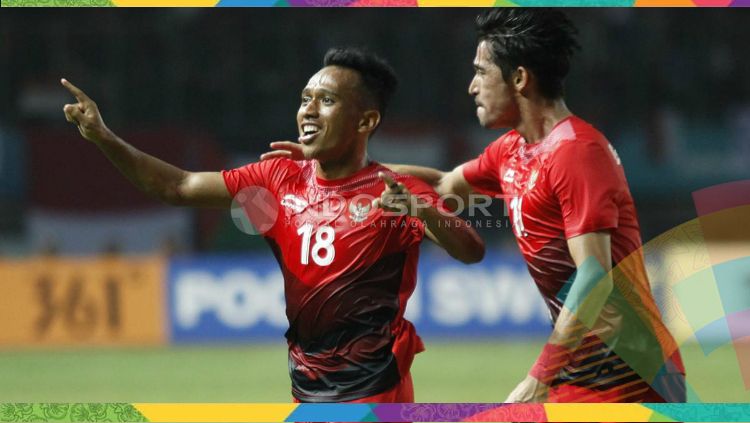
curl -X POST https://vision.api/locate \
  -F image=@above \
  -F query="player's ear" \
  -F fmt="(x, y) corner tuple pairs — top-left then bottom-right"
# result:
(358, 110), (381, 135)
(513, 66), (530, 94)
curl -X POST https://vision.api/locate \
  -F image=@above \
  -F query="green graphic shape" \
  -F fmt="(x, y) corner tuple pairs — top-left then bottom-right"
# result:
(0, 403), (147, 422)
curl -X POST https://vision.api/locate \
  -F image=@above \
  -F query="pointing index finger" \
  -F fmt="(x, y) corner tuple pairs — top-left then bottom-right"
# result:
(378, 171), (399, 190)
(60, 78), (91, 103)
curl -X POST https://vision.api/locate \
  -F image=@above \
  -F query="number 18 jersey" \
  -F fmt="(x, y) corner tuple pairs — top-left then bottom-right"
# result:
(223, 158), (437, 402)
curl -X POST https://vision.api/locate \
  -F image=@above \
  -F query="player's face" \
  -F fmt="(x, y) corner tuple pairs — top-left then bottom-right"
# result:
(297, 66), (365, 162)
(468, 40), (520, 129)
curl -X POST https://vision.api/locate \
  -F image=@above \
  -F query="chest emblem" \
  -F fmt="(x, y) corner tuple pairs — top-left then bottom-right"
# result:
(503, 169), (515, 183)
(349, 200), (372, 223)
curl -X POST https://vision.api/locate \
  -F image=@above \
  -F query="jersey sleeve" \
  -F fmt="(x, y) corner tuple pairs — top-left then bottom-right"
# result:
(548, 140), (623, 239)
(462, 138), (505, 197)
(221, 158), (295, 197)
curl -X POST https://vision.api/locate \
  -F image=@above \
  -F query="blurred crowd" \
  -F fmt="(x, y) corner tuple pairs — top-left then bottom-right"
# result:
(1, 8), (748, 255)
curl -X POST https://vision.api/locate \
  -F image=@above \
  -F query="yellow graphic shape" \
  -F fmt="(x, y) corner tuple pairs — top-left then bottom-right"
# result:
(113, 0), (219, 6)
(634, 0), (695, 5)
(134, 403), (297, 423)
(545, 403), (653, 422)
(418, 0), (497, 6)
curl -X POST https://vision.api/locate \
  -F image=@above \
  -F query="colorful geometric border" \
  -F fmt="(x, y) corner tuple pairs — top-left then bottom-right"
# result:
(0, 0), (745, 419)
(2, 0), (749, 6)
(2, 403), (750, 422)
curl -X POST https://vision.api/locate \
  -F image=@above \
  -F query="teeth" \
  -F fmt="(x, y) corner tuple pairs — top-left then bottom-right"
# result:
(303, 125), (319, 134)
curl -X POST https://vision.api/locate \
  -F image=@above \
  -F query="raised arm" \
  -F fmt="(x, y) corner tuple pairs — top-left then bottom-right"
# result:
(505, 231), (614, 403)
(61, 79), (231, 208)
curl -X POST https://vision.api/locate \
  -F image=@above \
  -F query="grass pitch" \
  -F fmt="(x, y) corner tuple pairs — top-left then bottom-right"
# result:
(0, 340), (746, 402)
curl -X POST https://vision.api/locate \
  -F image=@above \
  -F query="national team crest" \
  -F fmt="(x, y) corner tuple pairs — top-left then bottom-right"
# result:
(348, 200), (372, 223)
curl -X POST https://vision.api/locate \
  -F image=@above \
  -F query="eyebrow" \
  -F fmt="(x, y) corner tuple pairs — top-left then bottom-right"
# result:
(301, 87), (339, 97)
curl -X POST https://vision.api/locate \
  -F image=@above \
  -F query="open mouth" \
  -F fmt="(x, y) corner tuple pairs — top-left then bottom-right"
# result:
(299, 124), (321, 144)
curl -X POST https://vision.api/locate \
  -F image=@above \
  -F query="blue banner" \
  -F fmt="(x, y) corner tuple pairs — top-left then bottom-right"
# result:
(167, 250), (551, 344)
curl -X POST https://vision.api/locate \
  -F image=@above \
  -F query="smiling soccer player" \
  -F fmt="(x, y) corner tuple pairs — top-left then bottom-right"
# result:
(61, 47), (484, 403)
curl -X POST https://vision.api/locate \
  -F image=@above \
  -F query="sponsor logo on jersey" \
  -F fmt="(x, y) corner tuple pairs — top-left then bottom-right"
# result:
(281, 194), (308, 213)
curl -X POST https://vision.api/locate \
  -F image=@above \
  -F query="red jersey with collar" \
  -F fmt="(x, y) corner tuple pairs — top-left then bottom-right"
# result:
(223, 159), (433, 402)
(463, 116), (684, 399)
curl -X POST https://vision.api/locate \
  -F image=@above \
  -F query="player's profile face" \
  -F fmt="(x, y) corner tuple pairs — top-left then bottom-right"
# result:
(296, 66), (363, 162)
(469, 40), (519, 130)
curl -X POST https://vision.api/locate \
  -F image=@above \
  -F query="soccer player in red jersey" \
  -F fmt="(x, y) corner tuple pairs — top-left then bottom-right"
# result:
(408, 9), (687, 405)
(60, 47), (484, 403)
(265, 10), (687, 406)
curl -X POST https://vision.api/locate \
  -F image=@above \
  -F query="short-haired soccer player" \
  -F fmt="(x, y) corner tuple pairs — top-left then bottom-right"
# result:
(61, 47), (484, 403)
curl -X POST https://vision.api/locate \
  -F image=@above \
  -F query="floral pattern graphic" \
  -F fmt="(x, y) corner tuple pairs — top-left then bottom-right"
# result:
(2, 0), (113, 6)
(0, 404), (146, 422)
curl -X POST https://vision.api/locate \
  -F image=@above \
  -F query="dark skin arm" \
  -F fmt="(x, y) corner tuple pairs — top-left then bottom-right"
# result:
(61, 79), (231, 208)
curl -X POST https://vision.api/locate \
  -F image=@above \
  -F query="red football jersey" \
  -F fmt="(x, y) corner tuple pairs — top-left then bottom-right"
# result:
(464, 116), (684, 399)
(223, 159), (433, 402)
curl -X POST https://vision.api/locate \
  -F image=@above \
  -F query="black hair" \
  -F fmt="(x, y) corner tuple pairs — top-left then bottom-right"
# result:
(475, 9), (580, 99)
(323, 47), (398, 119)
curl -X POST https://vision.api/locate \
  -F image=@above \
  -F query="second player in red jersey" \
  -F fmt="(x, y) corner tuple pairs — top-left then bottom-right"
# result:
(336, 9), (687, 406)
(463, 115), (685, 403)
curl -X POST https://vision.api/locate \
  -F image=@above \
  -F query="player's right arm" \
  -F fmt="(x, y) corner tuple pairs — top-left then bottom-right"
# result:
(383, 163), (474, 204)
(61, 79), (231, 208)
(261, 141), (475, 202)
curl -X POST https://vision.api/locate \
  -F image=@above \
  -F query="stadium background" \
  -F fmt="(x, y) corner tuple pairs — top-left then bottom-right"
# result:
(0, 8), (749, 403)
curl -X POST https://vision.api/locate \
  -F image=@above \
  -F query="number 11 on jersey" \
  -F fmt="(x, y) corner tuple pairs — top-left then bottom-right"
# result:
(509, 196), (526, 238)
(297, 223), (336, 266)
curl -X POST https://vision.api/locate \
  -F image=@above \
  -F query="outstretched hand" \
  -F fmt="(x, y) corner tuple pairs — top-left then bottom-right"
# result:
(260, 141), (306, 161)
(372, 171), (419, 218)
(61, 78), (111, 143)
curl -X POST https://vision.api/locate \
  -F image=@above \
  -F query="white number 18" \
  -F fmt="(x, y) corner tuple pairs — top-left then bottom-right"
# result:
(297, 224), (336, 266)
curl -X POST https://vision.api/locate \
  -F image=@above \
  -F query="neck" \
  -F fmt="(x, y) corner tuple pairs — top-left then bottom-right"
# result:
(316, 152), (370, 180)
(515, 97), (572, 144)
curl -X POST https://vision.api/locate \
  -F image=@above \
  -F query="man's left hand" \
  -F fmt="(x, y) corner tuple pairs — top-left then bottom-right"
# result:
(373, 172), (421, 218)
